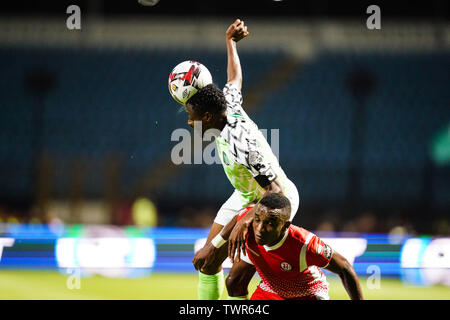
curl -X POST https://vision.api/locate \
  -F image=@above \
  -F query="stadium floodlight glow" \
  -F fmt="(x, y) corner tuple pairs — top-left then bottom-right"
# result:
(400, 237), (450, 286)
(56, 237), (156, 278)
(0, 238), (15, 262)
(422, 238), (450, 286)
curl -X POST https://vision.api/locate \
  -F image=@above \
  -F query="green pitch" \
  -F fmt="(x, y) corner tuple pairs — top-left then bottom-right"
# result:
(0, 270), (448, 300)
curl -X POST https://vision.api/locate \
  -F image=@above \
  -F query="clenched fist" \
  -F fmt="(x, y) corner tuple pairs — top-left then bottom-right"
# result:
(226, 19), (250, 42)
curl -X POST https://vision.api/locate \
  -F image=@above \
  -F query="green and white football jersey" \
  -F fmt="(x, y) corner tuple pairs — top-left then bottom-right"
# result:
(215, 83), (296, 207)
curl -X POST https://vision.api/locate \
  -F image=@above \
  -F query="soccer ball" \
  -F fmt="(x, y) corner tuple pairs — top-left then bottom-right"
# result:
(168, 61), (213, 106)
(138, 0), (160, 6)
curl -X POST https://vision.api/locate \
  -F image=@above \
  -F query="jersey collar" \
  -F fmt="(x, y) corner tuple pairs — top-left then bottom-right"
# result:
(263, 228), (289, 251)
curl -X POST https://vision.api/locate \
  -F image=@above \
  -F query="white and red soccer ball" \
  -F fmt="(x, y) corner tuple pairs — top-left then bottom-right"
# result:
(168, 61), (213, 105)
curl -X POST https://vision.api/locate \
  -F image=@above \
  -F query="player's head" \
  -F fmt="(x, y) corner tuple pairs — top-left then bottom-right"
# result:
(185, 84), (227, 134)
(253, 193), (291, 246)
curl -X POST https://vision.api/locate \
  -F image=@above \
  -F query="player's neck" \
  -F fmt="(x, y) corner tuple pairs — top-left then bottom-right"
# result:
(214, 115), (227, 132)
(266, 228), (288, 248)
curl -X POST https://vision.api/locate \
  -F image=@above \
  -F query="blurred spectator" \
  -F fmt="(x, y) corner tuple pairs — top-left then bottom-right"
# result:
(114, 200), (133, 226)
(29, 217), (42, 224)
(315, 210), (340, 232)
(433, 218), (450, 236)
(0, 199), (446, 237)
(177, 206), (215, 228)
(44, 210), (63, 225)
(388, 225), (409, 244)
(6, 215), (19, 224)
(132, 197), (158, 227)
(355, 212), (378, 233)
(342, 212), (378, 233)
(316, 220), (335, 232)
(191, 207), (216, 228)
(0, 206), (6, 223)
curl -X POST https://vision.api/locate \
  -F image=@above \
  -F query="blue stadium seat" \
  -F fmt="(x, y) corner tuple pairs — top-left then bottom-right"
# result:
(0, 47), (449, 208)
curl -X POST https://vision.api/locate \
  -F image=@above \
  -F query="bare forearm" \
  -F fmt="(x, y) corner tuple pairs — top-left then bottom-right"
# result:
(220, 215), (238, 240)
(220, 207), (255, 240)
(339, 268), (364, 300)
(226, 39), (242, 89)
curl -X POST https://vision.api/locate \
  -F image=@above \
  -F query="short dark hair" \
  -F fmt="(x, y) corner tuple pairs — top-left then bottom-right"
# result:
(259, 193), (291, 220)
(186, 83), (227, 116)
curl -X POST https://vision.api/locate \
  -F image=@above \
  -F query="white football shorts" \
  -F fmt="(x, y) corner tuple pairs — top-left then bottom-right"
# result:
(213, 179), (299, 226)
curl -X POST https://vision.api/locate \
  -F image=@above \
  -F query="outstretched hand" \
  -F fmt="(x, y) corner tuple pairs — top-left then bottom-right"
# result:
(228, 215), (253, 263)
(226, 19), (249, 42)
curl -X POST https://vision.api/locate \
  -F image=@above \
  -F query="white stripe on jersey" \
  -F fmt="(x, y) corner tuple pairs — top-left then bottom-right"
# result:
(299, 233), (314, 272)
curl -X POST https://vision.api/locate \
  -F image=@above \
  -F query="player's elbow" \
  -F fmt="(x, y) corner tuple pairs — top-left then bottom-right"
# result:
(337, 258), (356, 278)
(226, 274), (245, 297)
(264, 179), (284, 195)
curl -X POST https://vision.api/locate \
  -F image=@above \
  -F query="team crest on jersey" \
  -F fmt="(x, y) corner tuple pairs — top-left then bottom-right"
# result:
(280, 261), (292, 271)
(322, 244), (332, 259)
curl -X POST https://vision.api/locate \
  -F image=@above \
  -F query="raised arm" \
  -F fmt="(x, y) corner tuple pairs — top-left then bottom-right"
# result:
(226, 19), (249, 90)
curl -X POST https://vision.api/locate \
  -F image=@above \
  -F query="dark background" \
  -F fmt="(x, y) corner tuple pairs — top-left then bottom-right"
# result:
(0, 0), (448, 235)
(1, 0), (448, 19)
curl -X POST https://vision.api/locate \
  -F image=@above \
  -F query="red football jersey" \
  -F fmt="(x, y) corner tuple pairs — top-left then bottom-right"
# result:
(243, 223), (333, 299)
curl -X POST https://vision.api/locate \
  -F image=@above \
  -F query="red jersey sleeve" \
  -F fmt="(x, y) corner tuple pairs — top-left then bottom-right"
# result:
(305, 234), (333, 268)
(237, 205), (254, 222)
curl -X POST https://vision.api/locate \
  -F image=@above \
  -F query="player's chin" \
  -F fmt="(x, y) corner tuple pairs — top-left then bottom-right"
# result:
(254, 234), (266, 245)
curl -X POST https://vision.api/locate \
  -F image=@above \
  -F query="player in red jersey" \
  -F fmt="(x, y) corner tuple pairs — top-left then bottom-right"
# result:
(195, 193), (363, 300)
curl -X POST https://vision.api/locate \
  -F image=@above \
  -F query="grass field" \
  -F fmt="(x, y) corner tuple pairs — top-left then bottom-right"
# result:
(1, 270), (449, 300)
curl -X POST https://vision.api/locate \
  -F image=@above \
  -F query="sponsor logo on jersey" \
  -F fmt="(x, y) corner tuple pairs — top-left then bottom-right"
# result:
(280, 261), (292, 271)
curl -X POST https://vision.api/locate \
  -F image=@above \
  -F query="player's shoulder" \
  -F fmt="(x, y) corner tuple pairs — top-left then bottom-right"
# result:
(288, 225), (316, 245)
(223, 82), (242, 103)
(221, 83), (255, 143)
(223, 82), (241, 95)
(224, 110), (252, 142)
